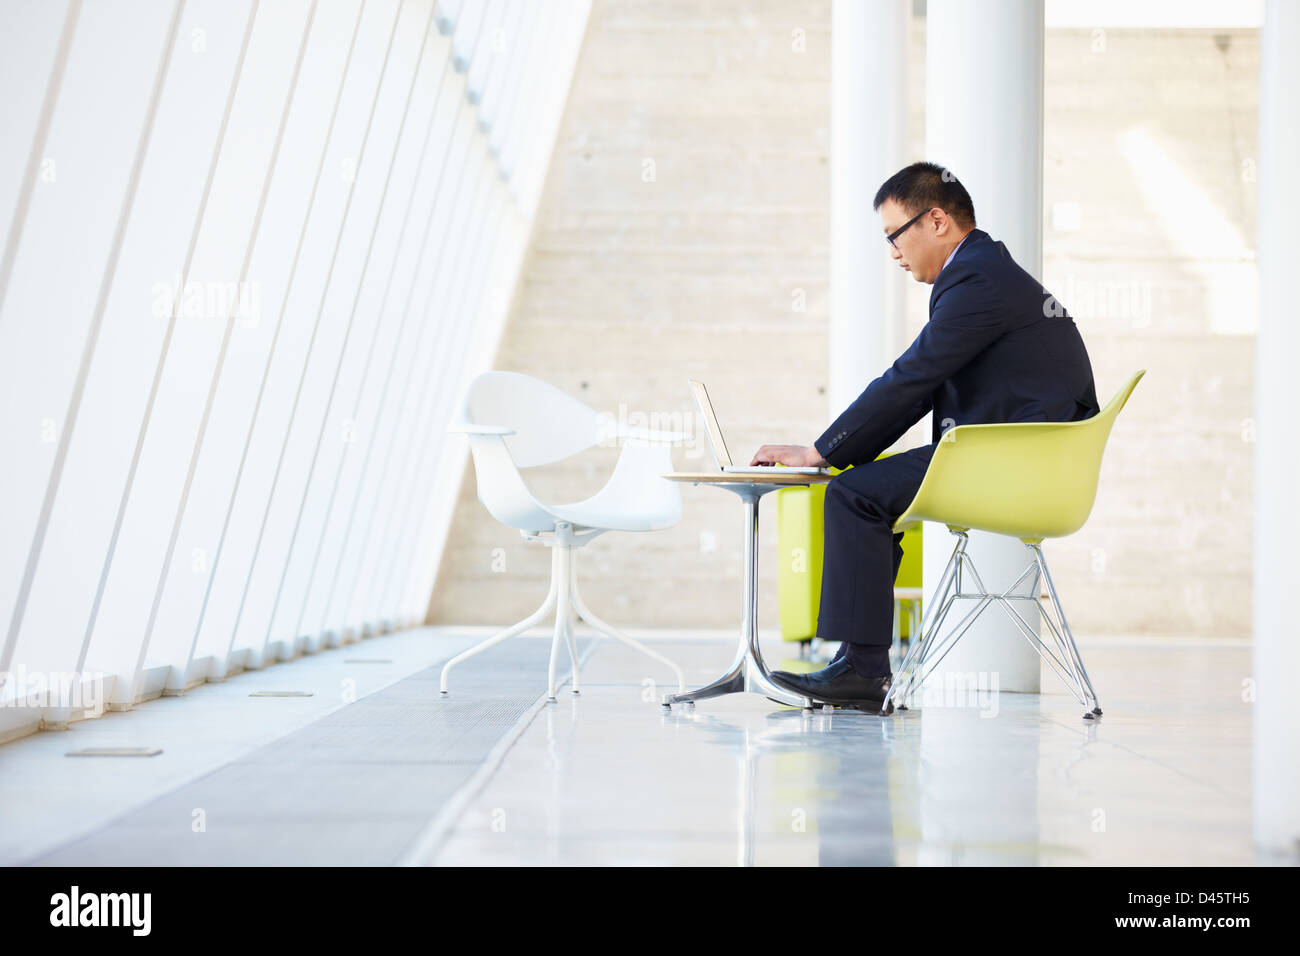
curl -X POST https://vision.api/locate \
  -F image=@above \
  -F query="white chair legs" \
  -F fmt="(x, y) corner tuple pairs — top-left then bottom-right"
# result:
(439, 546), (560, 695)
(547, 545), (574, 701)
(881, 529), (1103, 721)
(440, 521), (686, 701)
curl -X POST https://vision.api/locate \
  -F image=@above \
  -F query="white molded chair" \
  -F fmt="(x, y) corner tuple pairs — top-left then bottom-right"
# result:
(443, 371), (687, 701)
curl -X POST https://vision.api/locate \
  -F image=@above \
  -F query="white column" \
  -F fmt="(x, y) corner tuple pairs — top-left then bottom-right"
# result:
(1253, 0), (1300, 856)
(828, 0), (908, 416)
(922, 0), (1044, 693)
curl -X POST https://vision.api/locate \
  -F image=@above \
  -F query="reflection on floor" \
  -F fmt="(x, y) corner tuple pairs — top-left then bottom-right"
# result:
(423, 635), (1254, 866)
(0, 628), (1258, 866)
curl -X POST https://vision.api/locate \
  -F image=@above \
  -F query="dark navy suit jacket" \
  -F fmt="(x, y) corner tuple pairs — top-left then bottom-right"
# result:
(814, 228), (1100, 469)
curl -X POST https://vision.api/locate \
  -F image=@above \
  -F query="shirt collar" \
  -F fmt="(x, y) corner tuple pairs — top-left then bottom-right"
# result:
(941, 232), (972, 274)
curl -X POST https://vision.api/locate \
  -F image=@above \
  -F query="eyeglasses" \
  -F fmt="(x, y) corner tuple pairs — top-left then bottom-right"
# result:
(885, 207), (932, 248)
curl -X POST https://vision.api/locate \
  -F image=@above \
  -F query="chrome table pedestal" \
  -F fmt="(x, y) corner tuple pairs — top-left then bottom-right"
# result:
(660, 473), (831, 712)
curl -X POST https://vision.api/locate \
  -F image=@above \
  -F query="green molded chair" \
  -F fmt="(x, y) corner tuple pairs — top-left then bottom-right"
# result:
(881, 370), (1146, 721)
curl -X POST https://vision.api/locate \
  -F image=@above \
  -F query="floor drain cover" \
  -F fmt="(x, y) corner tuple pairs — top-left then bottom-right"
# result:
(66, 747), (162, 757)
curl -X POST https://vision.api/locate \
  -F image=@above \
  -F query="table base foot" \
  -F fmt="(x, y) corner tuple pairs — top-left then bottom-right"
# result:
(663, 663), (816, 711)
(664, 667), (744, 706)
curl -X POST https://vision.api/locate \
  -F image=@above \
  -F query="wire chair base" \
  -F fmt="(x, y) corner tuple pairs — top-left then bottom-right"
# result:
(881, 529), (1103, 722)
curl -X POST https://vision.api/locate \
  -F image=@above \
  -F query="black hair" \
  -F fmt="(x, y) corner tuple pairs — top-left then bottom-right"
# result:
(873, 161), (976, 229)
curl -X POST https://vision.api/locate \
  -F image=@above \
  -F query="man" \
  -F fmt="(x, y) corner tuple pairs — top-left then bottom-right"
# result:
(749, 161), (1100, 713)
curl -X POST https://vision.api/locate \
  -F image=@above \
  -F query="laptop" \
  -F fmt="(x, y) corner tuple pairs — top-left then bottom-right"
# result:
(688, 380), (831, 476)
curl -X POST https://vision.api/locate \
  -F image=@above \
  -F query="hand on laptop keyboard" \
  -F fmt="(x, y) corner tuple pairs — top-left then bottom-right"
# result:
(750, 444), (829, 468)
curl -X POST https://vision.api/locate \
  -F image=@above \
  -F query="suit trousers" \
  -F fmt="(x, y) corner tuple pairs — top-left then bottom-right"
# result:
(817, 443), (938, 672)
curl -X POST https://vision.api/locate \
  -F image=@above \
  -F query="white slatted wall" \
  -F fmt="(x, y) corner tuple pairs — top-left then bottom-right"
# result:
(0, 0), (590, 738)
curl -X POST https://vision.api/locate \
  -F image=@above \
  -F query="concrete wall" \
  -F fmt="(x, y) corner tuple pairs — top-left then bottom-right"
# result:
(428, 0), (1256, 641)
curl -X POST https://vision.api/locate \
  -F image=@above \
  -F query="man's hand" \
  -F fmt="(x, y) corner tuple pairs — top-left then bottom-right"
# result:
(749, 444), (830, 468)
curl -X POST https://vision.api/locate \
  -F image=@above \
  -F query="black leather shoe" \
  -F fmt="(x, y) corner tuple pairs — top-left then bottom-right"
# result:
(770, 659), (894, 712)
(769, 656), (851, 686)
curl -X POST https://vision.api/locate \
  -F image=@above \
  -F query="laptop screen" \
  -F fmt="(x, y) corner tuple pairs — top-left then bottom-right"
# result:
(688, 380), (733, 469)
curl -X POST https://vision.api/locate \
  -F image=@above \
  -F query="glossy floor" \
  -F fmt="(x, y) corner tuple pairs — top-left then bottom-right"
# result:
(0, 628), (1265, 866)
(425, 635), (1256, 866)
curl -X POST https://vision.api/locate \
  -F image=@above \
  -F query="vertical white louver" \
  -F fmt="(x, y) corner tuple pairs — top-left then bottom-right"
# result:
(0, 0), (591, 738)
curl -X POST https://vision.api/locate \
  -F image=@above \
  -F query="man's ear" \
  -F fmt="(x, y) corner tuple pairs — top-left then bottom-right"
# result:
(931, 208), (950, 238)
